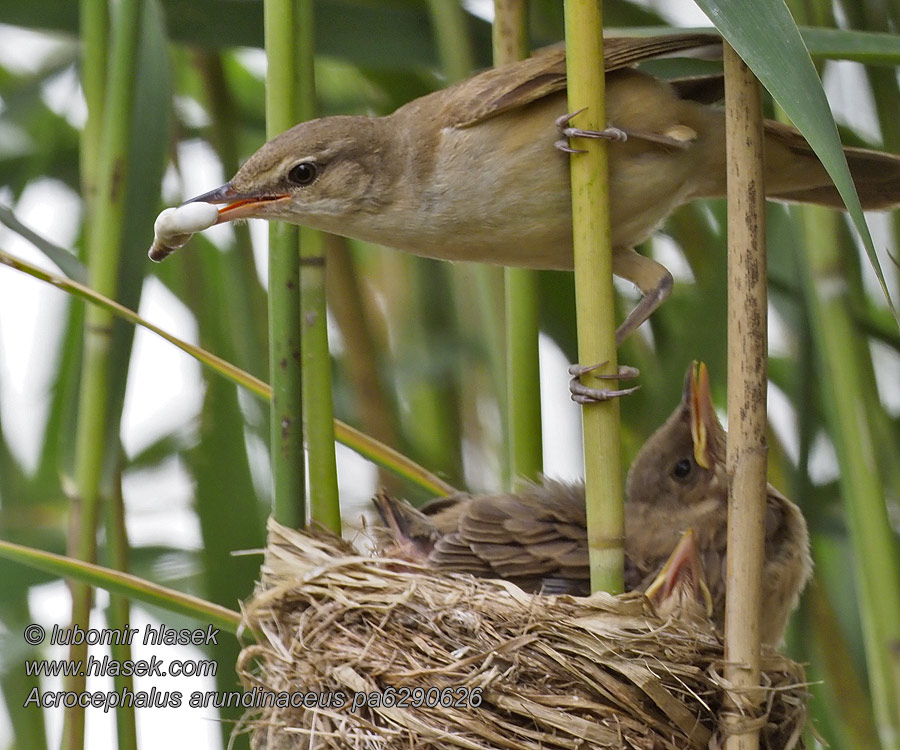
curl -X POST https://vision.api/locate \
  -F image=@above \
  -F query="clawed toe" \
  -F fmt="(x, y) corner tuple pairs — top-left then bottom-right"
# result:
(568, 362), (639, 379)
(554, 138), (585, 154)
(570, 383), (640, 404)
(568, 361), (640, 403)
(554, 110), (628, 153)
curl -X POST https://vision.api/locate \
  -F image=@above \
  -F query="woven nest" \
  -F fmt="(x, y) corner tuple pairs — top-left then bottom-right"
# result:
(236, 519), (808, 750)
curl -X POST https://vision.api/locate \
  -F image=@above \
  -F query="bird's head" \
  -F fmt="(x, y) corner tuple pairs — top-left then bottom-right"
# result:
(625, 361), (727, 508)
(183, 116), (397, 232)
(371, 490), (443, 565)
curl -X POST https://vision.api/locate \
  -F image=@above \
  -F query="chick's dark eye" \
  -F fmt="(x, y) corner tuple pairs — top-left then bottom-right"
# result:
(672, 458), (693, 481)
(288, 161), (318, 186)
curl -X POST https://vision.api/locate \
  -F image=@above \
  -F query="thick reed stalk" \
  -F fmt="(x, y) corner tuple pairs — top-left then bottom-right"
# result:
(495, 0), (544, 488)
(66, 1), (143, 747)
(293, 3), (341, 533)
(723, 42), (768, 750)
(105, 482), (137, 750)
(562, 0), (623, 594)
(264, 0), (305, 528)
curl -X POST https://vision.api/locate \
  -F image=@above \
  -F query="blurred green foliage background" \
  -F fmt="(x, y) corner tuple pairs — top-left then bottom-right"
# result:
(0, 1), (898, 748)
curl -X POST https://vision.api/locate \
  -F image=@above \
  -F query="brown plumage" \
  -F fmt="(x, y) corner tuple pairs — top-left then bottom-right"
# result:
(178, 33), (900, 341)
(373, 362), (812, 645)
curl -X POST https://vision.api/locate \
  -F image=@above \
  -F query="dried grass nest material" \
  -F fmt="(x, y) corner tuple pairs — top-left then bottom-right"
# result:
(236, 519), (808, 750)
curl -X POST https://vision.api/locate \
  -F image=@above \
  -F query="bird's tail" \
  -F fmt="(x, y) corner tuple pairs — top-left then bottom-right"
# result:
(763, 119), (900, 210)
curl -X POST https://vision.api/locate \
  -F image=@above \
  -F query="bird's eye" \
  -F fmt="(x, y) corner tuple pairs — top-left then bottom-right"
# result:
(288, 161), (318, 186)
(672, 458), (693, 481)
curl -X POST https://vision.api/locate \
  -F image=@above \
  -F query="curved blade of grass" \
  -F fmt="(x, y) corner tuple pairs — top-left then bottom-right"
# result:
(615, 25), (900, 65)
(694, 0), (899, 326)
(333, 419), (455, 497)
(0, 249), (268, 395)
(801, 27), (900, 65)
(0, 248), (456, 497)
(0, 538), (241, 634)
(0, 204), (87, 283)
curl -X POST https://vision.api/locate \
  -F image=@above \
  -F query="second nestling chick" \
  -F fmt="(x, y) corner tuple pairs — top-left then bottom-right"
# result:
(373, 362), (812, 645)
(645, 528), (713, 627)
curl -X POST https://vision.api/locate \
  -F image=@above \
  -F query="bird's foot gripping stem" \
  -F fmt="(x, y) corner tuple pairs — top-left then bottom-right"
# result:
(554, 109), (627, 153)
(568, 362), (640, 404)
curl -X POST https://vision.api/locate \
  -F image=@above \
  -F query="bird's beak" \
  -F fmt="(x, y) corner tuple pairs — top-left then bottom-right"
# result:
(183, 183), (291, 223)
(645, 528), (713, 616)
(686, 361), (714, 470)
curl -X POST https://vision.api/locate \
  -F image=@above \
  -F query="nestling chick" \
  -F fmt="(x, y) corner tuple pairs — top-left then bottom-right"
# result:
(645, 528), (714, 626)
(373, 362), (812, 645)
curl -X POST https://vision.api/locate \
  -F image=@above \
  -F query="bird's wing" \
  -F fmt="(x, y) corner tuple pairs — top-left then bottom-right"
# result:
(450, 32), (722, 129)
(428, 481), (590, 590)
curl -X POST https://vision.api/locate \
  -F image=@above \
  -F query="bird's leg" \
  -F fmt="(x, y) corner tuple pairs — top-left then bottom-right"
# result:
(612, 248), (674, 345)
(567, 250), (673, 403)
(554, 109), (627, 153)
(568, 361), (640, 404)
